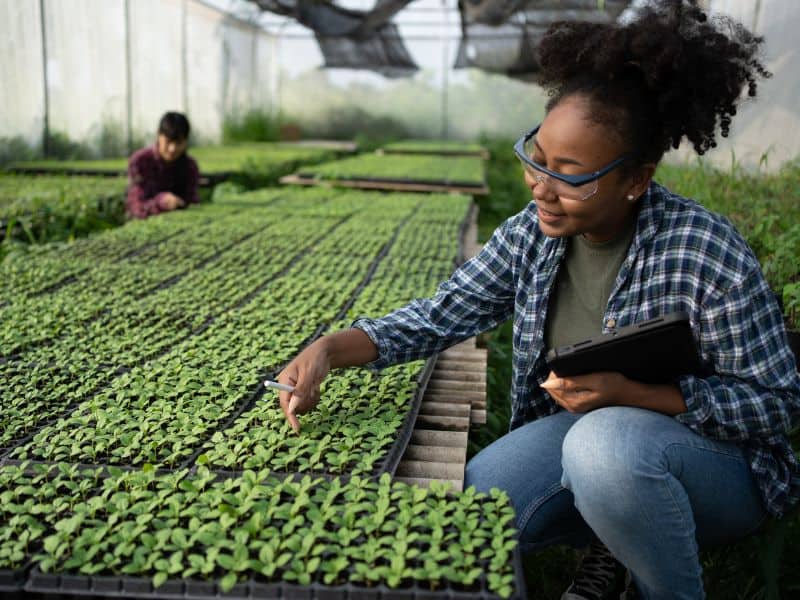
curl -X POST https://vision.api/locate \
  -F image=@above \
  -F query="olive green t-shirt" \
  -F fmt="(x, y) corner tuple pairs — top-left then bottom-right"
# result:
(544, 220), (637, 352)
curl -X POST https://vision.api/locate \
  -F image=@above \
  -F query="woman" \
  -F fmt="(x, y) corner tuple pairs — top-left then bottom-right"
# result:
(276, 2), (800, 598)
(126, 111), (200, 219)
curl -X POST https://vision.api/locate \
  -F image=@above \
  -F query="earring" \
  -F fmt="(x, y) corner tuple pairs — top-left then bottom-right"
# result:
(627, 194), (635, 201)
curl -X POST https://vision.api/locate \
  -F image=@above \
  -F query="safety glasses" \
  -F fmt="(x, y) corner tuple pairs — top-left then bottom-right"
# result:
(513, 125), (632, 201)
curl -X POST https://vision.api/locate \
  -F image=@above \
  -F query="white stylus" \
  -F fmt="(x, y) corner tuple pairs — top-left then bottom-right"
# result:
(264, 380), (296, 393)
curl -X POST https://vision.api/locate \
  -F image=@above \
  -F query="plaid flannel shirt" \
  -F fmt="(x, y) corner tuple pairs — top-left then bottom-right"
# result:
(354, 181), (800, 517)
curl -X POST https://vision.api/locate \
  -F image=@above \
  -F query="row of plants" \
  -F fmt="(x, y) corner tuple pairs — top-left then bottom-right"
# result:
(0, 144), (340, 253)
(18, 216), (337, 361)
(297, 154), (487, 187)
(0, 207), (208, 298)
(0, 465), (520, 598)
(0, 174), (127, 247)
(0, 209), (286, 356)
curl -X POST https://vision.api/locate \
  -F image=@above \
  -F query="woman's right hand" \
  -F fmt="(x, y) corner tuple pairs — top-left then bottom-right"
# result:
(277, 338), (332, 433)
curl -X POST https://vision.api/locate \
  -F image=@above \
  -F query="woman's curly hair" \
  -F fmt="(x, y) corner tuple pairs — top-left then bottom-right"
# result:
(536, 0), (771, 164)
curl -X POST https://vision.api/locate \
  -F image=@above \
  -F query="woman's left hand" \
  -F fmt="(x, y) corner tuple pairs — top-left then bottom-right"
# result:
(540, 370), (632, 413)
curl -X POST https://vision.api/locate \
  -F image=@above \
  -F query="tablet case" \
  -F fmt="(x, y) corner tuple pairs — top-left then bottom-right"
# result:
(545, 312), (706, 384)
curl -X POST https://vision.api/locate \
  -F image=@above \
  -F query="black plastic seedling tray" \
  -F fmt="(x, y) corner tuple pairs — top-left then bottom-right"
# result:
(0, 565), (27, 592)
(22, 538), (527, 599)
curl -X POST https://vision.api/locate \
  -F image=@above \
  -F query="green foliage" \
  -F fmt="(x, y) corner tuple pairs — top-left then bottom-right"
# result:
(301, 105), (412, 150)
(0, 136), (36, 169)
(45, 130), (94, 161)
(194, 143), (336, 187)
(474, 137), (530, 242)
(10, 158), (127, 173)
(2, 191), (469, 472)
(0, 174), (127, 247)
(0, 463), (105, 570)
(95, 119), (129, 158)
(222, 109), (282, 143)
(2, 121), (136, 164)
(656, 159), (800, 329)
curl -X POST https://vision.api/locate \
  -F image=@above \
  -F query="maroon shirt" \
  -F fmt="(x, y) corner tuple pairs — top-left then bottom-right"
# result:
(126, 145), (200, 218)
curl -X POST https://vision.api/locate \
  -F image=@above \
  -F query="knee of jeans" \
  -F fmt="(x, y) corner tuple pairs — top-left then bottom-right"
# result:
(464, 453), (502, 494)
(560, 408), (634, 494)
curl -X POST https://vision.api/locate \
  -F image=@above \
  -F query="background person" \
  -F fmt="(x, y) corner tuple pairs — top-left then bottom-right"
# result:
(275, 2), (799, 599)
(126, 111), (199, 219)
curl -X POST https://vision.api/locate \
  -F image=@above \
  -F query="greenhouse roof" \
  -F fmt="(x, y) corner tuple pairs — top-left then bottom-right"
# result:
(249, 0), (632, 78)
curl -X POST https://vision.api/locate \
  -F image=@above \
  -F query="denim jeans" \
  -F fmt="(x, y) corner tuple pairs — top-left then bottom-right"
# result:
(464, 407), (767, 600)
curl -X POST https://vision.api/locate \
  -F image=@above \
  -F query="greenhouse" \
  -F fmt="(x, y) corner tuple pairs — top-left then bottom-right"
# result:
(1, 1), (799, 599)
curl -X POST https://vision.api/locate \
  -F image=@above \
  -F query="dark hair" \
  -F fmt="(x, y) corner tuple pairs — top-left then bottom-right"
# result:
(536, 0), (771, 165)
(158, 111), (191, 141)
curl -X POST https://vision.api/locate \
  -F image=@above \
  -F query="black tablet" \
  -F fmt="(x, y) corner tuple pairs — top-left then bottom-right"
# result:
(545, 312), (706, 384)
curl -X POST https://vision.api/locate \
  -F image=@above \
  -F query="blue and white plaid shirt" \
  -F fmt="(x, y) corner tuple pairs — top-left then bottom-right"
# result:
(355, 182), (800, 517)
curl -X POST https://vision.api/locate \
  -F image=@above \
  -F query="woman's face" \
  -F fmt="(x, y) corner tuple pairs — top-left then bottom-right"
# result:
(157, 133), (188, 163)
(526, 95), (652, 242)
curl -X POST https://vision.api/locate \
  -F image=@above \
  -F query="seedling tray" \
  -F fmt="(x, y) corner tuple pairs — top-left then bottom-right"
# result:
(8, 462), (527, 599)
(0, 565), (28, 591)
(22, 529), (526, 600)
(25, 566), (526, 599)
(280, 174), (490, 197)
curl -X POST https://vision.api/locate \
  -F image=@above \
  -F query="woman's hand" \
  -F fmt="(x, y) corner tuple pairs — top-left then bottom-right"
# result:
(275, 329), (378, 433)
(540, 371), (629, 413)
(540, 370), (688, 416)
(277, 338), (332, 433)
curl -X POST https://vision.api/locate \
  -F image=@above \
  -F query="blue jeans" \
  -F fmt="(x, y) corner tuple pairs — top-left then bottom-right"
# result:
(464, 407), (767, 600)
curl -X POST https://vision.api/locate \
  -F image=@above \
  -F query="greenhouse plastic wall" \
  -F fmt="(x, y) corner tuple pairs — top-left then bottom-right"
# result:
(0, 0), (273, 148)
(696, 0), (800, 170)
(0, 1), (47, 146)
(1, 0), (797, 169)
